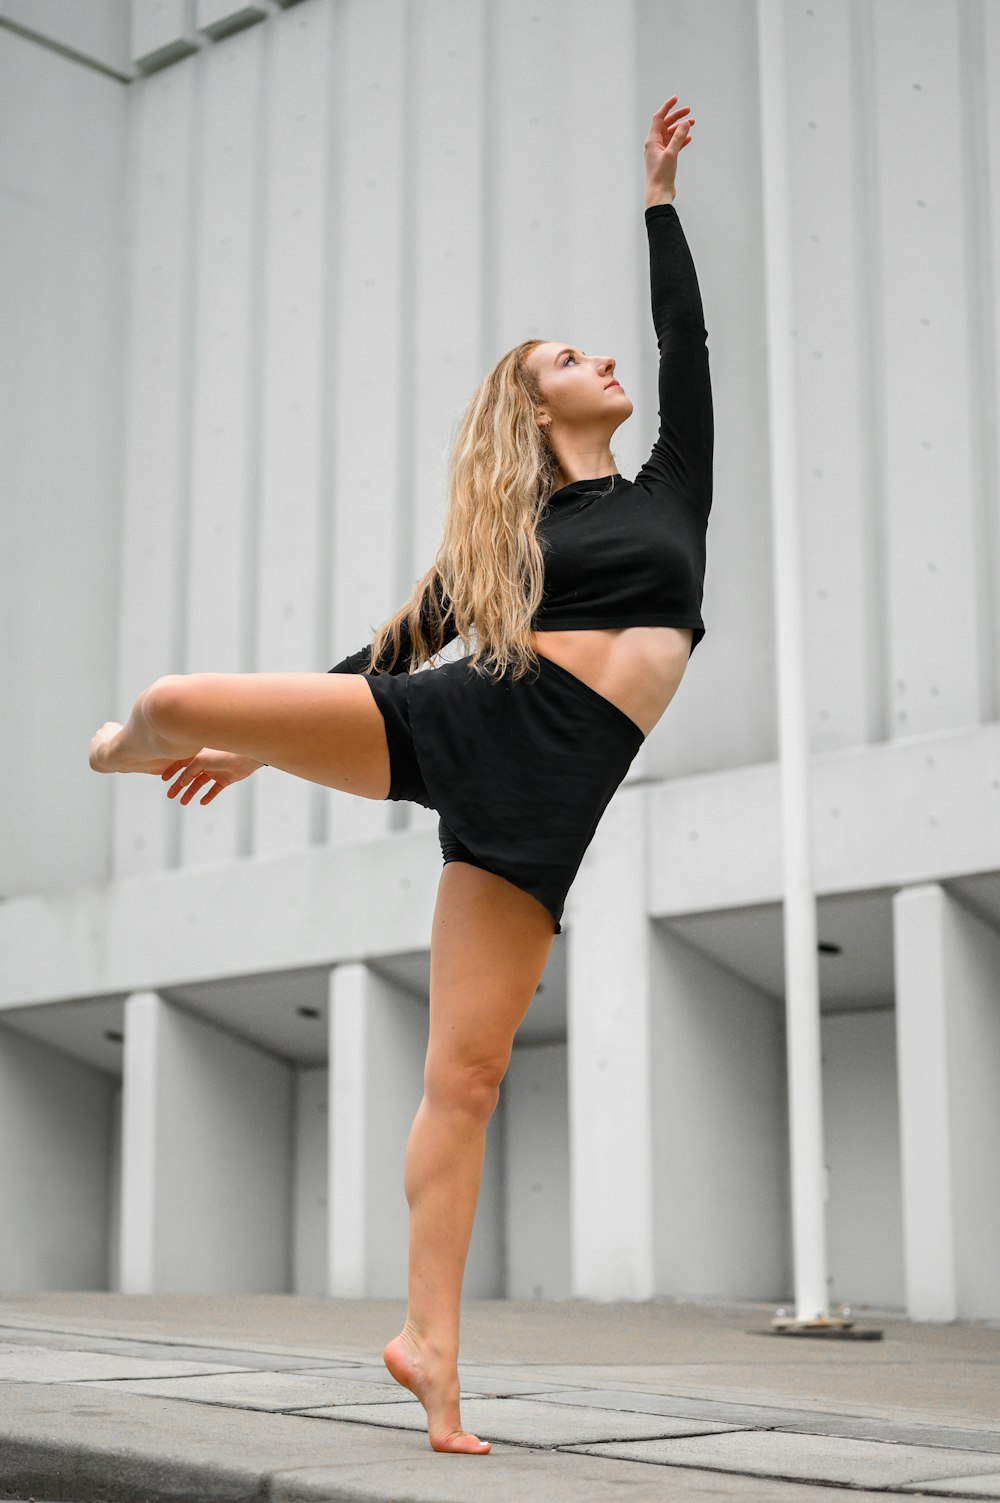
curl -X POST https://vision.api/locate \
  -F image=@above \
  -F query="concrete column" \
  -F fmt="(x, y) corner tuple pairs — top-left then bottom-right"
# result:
(327, 961), (505, 1299)
(0, 1022), (116, 1291)
(327, 962), (428, 1297)
(894, 883), (1000, 1321)
(119, 991), (293, 1293)
(566, 783), (656, 1299)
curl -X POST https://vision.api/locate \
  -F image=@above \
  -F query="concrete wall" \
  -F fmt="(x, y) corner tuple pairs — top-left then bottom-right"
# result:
(649, 922), (790, 1303)
(504, 1042), (571, 1301)
(5, 0), (997, 901)
(894, 885), (1000, 1322)
(0, 0), (998, 1319)
(119, 991), (293, 1293)
(0, 1023), (117, 1291)
(293, 1063), (328, 1296)
(0, 16), (127, 898)
(823, 1009), (905, 1310)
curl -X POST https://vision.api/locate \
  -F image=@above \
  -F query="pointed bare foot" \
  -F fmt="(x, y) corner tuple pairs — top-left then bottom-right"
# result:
(89, 722), (175, 776)
(383, 1328), (490, 1453)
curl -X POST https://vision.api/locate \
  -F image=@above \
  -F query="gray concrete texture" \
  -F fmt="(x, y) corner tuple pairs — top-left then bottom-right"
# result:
(0, 1292), (998, 1502)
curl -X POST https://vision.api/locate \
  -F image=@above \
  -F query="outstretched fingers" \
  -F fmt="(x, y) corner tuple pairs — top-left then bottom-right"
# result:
(648, 98), (696, 157)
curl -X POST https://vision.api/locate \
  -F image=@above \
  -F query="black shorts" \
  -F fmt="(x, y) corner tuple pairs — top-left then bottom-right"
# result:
(363, 652), (645, 935)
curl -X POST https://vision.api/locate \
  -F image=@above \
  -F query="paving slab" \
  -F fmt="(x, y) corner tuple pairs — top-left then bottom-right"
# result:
(521, 1359), (1000, 1428)
(295, 1393), (746, 1447)
(560, 1428), (1000, 1489)
(0, 1379), (900, 1503)
(526, 1385), (1000, 1452)
(85, 1368), (435, 1411)
(522, 1383), (857, 1427)
(898, 1477), (1000, 1498)
(266, 1457), (894, 1503)
(0, 1322), (363, 1371)
(778, 1414), (1000, 1454)
(292, 1359), (577, 1397)
(0, 1342), (252, 1384)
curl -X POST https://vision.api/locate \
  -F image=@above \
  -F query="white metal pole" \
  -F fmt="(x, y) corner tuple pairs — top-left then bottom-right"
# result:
(756, 0), (830, 1322)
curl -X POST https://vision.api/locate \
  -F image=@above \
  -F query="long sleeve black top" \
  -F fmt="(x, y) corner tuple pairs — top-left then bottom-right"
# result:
(330, 201), (712, 676)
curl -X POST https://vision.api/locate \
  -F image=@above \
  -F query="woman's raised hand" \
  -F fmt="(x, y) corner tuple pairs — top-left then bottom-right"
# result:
(159, 748), (263, 806)
(644, 95), (696, 201)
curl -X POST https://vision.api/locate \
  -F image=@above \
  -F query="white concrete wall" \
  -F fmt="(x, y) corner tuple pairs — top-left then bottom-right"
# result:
(943, 896), (1000, 1319)
(504, 1042), (571, 1300)
(119, 991), (293, 1293)
(0, 20), (127, 898)
(108, 1085), (123, 1294)
(293, 1064), (328, 1296)
(649, 922), (790, 1302)
(0, 1023), (117, 1291)
(895, 884), (1000, 1322)
(568, 788), (657, 1300)
(1, 0), (998, 1316)
(12, 0), (998, 899)
(823, 1009), (905, 1310)
(327, 963), (423, 1298)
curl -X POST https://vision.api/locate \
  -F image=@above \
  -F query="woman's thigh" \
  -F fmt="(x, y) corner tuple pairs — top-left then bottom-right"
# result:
(424, 860), (556, 1100)
(147, 672), (391, 799)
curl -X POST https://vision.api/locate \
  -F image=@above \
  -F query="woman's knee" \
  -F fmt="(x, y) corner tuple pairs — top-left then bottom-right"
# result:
(141, 675), (187, 734)
(423, 1055), (507, 1118)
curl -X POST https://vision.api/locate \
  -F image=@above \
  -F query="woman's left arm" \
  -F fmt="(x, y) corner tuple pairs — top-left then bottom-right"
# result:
(634, 96), (713, 519)
(633, 202), (714, 519)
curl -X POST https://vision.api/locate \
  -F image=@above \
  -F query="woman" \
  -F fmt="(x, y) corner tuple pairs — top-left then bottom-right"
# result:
(89, 95), (711, 1455)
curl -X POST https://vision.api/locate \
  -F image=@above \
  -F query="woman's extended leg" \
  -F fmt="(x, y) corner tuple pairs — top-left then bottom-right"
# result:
(382, 859), (556, 1454)
(89, 673), (392, 799)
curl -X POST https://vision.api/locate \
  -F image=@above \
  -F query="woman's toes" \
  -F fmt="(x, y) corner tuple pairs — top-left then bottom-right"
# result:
(432, 1429), (491, 1454)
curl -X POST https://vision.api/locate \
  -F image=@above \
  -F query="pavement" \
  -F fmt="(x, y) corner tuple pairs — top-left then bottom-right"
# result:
(0, 1292), (998, 1503)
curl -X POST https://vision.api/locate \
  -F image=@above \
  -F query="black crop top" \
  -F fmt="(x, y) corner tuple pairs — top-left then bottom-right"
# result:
(329, 202), (712, 677)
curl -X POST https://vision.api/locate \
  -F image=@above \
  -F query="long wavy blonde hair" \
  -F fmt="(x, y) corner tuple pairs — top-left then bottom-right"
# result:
(358, 338), (578, 683)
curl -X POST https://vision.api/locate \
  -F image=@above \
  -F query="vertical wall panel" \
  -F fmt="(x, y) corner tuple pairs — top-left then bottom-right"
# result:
(253, 0), (334, 855)
(970, 0), (1000, 726)
(322, 0), (411, 845)
(179, 24), (264, 867)
(786, 5), (878, 754)
(0, 29), (127, 897)
(874, 1), (979, 738)
(113, 60), (198, 880)
(634, 0), (774, 774)
(404, 0), (487, 838)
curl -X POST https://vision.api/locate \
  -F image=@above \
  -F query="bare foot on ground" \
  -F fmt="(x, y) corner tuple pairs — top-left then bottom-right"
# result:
(383, 1329), (491, 1454)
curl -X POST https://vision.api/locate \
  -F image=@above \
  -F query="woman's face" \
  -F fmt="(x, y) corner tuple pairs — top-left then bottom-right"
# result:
(528, 342), (633, 437)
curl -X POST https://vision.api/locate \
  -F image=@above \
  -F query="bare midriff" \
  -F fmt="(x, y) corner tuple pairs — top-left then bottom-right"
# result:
(527, 625), (694, 739)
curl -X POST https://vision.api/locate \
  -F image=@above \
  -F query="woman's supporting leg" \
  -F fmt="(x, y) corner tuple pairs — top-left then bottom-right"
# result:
(90, 672), (393, 799)
(382, 859), (556, 1453)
